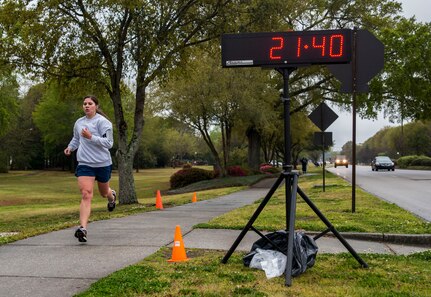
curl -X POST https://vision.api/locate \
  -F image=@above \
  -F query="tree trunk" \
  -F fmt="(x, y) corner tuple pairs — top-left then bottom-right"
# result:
(111, 86), (143, 205)
(0, 151), (8, 173)
(247, 126), (261, 170)
(198, 125), (226, 176)
(116, 149), (138, 204)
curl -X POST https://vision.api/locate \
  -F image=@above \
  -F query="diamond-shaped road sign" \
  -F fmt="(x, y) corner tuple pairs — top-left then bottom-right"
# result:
(308, 103), (338, 131)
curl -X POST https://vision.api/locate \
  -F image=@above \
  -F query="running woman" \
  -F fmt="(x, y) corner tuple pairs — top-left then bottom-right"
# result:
(64, 95), (117, 243)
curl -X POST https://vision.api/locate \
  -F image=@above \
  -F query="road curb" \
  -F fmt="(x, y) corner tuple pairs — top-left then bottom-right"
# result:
(306, 231), (431, 247)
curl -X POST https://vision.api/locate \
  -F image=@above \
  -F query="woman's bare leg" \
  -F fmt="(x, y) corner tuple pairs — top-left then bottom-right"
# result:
(78, 176), (95, 228)
(97, 181), (115, 202)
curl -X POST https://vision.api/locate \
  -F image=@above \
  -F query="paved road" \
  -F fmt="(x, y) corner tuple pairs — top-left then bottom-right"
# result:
(327, 165), (431, 222)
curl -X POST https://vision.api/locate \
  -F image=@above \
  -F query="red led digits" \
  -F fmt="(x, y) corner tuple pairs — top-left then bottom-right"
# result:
(329, 34), (344, 57)
(269, 37), (284, 60)
(297, 37), (302, 57)
(297, 34), (344, 58)
(312, 36), (326, 56)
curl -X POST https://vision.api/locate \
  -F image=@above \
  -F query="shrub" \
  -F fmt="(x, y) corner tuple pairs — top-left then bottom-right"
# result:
(226, 165), (246, 176)
(259, 163), (280, 174)
(396, 155), (419, 168)
(410, 155), (431, 167)
(170, 168), (214, 189)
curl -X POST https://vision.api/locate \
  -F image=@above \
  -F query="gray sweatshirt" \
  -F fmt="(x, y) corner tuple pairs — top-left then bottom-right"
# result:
(67, 113), (114, 167)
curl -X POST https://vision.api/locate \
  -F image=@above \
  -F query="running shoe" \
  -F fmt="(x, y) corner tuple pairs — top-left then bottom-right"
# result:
(74, 226), (87, 243)
(107, 190), (116, 212)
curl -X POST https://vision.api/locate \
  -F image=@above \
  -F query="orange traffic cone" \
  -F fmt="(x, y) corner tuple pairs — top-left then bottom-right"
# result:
(192, 192), (197, 203)
(155, 190), (163, 209)
(168, 225), (189, 262)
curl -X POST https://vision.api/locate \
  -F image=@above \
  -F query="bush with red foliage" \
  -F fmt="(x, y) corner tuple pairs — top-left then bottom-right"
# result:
(259, 163), (280, 174)
(226, 165), (246, 176)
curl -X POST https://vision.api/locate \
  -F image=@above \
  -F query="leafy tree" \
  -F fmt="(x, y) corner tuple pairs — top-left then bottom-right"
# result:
(340, 141), (353, 161)
(133, 115), (199, 169)
(237, 0), (403, 167)
(6, 84), (45, 170)
(31, 79), (113, 169)
(0, 0), (408, 201)
(0, 71), (19, 172)
(356, 121), (431, 163)
(369, 19), (431, 123)
(0, 1), (244, 203)
(404, 122), (431, 156)
(159, 47), (278, 175)
(0, 71), (18, 137)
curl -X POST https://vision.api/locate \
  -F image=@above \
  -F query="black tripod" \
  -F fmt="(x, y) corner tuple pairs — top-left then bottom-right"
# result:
(221, 67), (368, 286)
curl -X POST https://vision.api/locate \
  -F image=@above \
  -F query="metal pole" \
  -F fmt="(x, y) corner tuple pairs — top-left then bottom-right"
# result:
(282, 68), (293, 172)
(280, 67), (296, 286)
(352, 27), (358, 213)
(322, 148), (326, 192)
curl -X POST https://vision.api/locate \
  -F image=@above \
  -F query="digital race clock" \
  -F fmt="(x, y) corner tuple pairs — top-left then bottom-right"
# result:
(221, 29), (352, 67)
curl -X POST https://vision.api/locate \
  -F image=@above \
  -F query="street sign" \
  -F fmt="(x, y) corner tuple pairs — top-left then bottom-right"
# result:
(308, 103), (338, 132)
(313, 132), (333, 147)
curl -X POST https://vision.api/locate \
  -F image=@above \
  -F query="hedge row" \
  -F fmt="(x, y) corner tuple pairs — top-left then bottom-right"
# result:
(169, 164), (281, 189)
(397, 155), (431, 168)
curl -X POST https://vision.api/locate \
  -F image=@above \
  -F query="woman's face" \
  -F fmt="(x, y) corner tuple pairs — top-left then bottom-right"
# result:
(83, 97), (97, 117)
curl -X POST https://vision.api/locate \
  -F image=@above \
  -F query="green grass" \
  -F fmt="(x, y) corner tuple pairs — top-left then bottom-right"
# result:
(75, 248), (431, 297)
(196, 169), (431, 234)
(2, 167), (430, 246)
(0, 167), (246, 244)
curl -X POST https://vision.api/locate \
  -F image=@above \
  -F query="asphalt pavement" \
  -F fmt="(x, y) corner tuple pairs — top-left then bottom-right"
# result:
(0, 177), (430, 297)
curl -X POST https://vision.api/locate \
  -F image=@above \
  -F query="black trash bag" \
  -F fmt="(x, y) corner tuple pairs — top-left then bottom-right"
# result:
(243, 230), (318, 277)
(291, 231), (318, 276)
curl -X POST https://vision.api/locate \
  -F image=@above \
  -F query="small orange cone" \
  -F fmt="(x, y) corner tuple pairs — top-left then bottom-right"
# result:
(168, 225), (189, 262)
(192, 192), (197, 203)
(155, 190), (163, 209)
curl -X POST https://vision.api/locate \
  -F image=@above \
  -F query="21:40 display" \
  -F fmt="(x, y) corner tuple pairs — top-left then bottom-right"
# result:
(269, 34), (346, 60)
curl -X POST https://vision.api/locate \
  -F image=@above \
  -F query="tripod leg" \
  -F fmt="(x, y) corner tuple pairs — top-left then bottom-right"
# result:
(221, 174), (285, 264)
(296, 186), (369, 268)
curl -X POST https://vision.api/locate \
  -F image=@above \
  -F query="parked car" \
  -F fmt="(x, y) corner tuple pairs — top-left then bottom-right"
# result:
(334, 155), (348, 168)
(371, 156), (395, 171)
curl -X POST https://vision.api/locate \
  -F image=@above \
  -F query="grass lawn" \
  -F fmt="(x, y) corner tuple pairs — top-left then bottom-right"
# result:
(0, 167), (246, 244)
(197, 169), (431, 234)
(75, 248), (431, 297)
(2, 166), (431, 296)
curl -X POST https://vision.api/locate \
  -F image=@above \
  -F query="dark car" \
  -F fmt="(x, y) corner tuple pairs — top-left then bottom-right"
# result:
(371, 156), (395, 171)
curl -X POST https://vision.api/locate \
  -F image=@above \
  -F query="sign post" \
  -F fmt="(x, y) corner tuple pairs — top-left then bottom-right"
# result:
(327, 29), (384, 213)
(308, 103), (338, 192)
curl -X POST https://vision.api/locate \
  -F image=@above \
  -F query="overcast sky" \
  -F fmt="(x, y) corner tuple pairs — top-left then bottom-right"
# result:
(329, 0), (430, 151)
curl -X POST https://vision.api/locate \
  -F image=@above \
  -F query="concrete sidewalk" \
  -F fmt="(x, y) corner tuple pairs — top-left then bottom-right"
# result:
(0, 181), (430, 297)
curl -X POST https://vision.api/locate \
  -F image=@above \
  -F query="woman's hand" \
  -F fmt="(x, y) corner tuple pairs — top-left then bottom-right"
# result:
(64, 147), (72, 156)
(81, 128), (92, 139)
